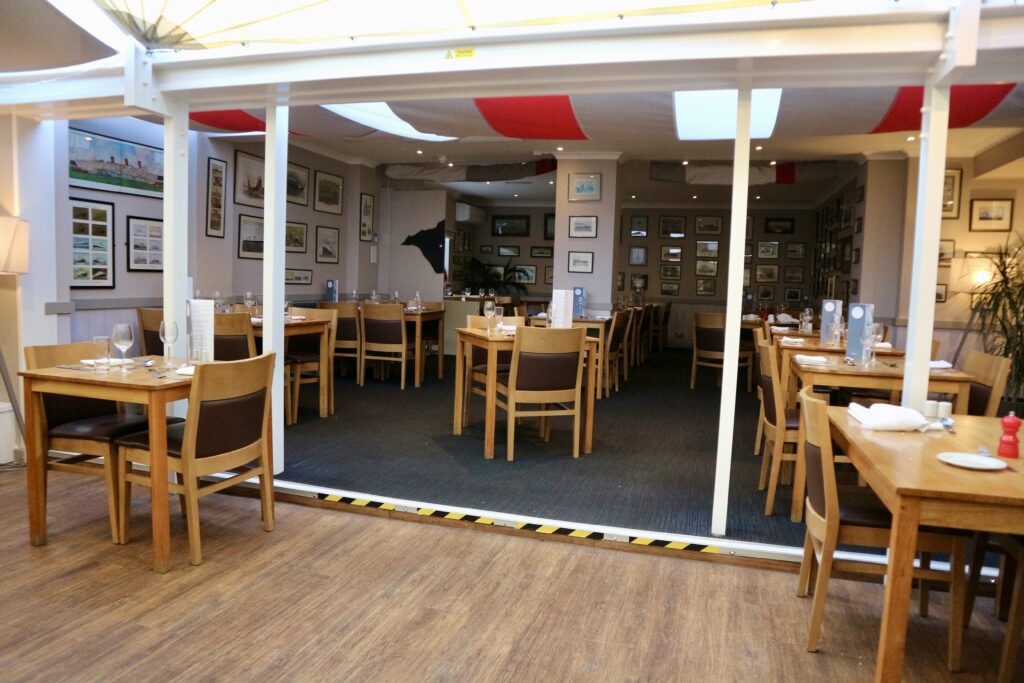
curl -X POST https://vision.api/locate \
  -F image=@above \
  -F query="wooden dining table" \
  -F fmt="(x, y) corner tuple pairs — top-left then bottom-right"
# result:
(405, 306), (445, 388)
(453, 327), (599, 459)
(253, 315), (330, 417)
(20, 358), (193, 572)
(827, 409), (1024, 682)
(777, 338), (905, 408)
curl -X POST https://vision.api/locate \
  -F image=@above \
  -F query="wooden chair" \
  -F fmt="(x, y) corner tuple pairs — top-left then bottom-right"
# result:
(24, 341), (182, 544)
(604, 309), (631, 396)
(318, 301), (361, 382)
(462, 315), (525, 427)
(796, 386), (967, 670)
(135, 307), (164, 356)
(962, 350), (1011, 416)
(287, 307), (338, 421)
(753, 327), (768, 457)
(757, 339), (801, 515)
(651, 302), (672, 352)
(514, 304), (528, 318)
(213, 312), (257, 360)
(418, 301), (445, 380)
(115, 354), (275, 566)
(359, 303), (415, 389)
(964, 533), (1023, 682)
(496, 326), (587, 461)
(690, 312), (753, 392)
(636, 304), (655, 364)
(622, 306), (642, 374)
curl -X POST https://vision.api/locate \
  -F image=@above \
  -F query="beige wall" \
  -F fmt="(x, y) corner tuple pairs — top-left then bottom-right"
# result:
(470, 205), (554, 297)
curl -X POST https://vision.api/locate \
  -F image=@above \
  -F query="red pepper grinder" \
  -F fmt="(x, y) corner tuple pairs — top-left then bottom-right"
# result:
(998, 411), (1021, 459)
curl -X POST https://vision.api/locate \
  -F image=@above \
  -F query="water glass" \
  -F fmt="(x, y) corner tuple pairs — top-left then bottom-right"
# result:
(93, 336), (111, 373)
(243, 290), (255, 313)
(393, 290), (400, 303)
(187, 333), (204, 366)
(487, 288), (496, 298)
(112, 323), (134, 373)
(284, 300), (291, 318)
(483, 300), (496, 334)
(494, 306), (504, 332)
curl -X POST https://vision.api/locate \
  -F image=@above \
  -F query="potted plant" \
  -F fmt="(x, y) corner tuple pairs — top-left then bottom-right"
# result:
(971, 236), (1024, 406)
(462, 257), (528, 297)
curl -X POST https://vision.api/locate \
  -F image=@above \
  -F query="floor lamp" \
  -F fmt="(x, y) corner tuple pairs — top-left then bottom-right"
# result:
(0, 216), (29, 441)
(949, 256), (993, 367)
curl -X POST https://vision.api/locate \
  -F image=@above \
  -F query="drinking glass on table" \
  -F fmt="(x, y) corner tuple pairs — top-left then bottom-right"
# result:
(93, 336), (111, 373)
(869, 323), (884, 365)
(159, 320), (178, 369)
(483, 300), (496, 334)
(283, 300), (291, 319)
(860, 325), (875, 367)
(243, 290), (255, 314)
(393, 290), (400, 303)
(112, 323), (134, 373)
(494, 306), (504, 333)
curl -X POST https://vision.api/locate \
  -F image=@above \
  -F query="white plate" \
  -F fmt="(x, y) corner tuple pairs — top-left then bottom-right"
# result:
(936, 452), (1008, 471)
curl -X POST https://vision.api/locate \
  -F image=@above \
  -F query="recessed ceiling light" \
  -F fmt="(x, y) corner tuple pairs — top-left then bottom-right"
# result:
(513, 194), (519, 197)
(769, 160), (777, 166)
(755, 195), (761, 200)
(416, 149), (423, 155)
(682, 160), (689, 166)
(631, 195), (636, 199)
(692, 195), (698, 200)
(556, 146), (564, 151)
(548, 180), (554, 185)
(754, 145), (763, 151)
(447, 162), (454, 167)
(906, 135), (916, 142)
(485, 181), (491, 185)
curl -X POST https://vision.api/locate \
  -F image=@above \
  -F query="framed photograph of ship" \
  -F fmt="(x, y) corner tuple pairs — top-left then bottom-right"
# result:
(287, 162), (309, 206)
(316, 226), (340, 264)
(70, 198), (115, 288)
(237, 214), (264, 259)
(314, 171), (344, 214)
(68, 129), (163, 198)
(285, 222), (308, 253)
(126, 216), (163, 272)
(205, 157), (227, 238)
(234, 150), (265, 208)
(285, 268), (313, 285)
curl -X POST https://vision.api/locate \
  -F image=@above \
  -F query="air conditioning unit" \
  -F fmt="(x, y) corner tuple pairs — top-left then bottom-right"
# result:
(455, 202), (485, 226)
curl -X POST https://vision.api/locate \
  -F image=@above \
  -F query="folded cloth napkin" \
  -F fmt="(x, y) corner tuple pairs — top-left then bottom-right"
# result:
(776, 313), (799, 324)
(780, 337), (806, 344)
(794, 354), (829, 365)
(498, 324), (517, 333)
(771, 325), (795, 332)
(290, 315), (307, 321)
(930, 360), (953, 369)
(848, 402), (941, 431)
(535, 312), (547, 318)
(874, 342), (892, 349)
(741, 314), (759, 321)
(251, 316), (263, 323)
(173, 365), (196, 376)
(80, 358), (131, 366)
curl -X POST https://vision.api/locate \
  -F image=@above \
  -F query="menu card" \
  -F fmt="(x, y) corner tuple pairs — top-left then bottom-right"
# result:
(573, 287), (587, 318)
(819, 299), (843, 344)
(550, 289), (574, 328)
(186, 298), (215, 363)
(846, 303), (874, 361)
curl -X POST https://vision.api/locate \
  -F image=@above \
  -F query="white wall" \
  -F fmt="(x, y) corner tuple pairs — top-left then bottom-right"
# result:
(385, 189), (447, 299)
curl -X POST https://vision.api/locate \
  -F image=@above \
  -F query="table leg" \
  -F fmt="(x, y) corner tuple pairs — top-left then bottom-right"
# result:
(415, 318), (424, 388)
(595, 327), (604, 400)
(952, 381), (969, 414)
(453, 336), (465, 436)
(437, 313), (445, 379)
(791, 414), (806, 523)
(585, 345), (596, 454)
(874, 496), (920, 682)
(320, 325), (330, 417)
(23, 377), (47, 546)
(484, 344), (497, 459)
(148, 392), (171, 573)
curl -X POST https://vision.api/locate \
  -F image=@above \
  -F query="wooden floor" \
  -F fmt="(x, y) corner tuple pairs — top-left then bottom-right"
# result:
(1, 470), (1016, 682)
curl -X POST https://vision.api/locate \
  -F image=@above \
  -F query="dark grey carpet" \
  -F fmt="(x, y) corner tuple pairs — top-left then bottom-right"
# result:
(281, 349), (807, 548)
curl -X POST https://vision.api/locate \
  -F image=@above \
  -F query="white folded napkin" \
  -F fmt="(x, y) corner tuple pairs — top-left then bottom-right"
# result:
(173, 365), (196, 376)
(930, 360), (953, 369)
(780, 337), (806, 344)
(251, 317), (263, 323)
(80, 358), (132, 366)
(874, 342), (892, 349)
(770, 326), (792, 332)
(290, 315), (307, 321)
(848, 402), (941, 431)
(794, 354), (829, 365)
(535, 312), (547, 318)
(741, 314), (760, 321)
(498, 324), (517, 333)
(776, 313), (799, 324)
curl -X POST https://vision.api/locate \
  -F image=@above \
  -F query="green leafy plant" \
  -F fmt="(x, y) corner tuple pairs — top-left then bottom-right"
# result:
(462, 257), (528, 296)
(972, 236), (1024, 399)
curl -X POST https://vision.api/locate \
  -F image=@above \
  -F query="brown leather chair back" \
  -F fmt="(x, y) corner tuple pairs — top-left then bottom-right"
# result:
(184, 354), (275, 459)
(287, 307), (338, 356)
(607, 309), (629, 354)
(694, 312), (727, 354)
(213, 312), (257, 361)
(136, 307), (164, 356)
(466, 315), (525, 367)
(25, 341), (118, 428)
(318, 302), (360, 345)
(799, 386), (840, 527)
(509, 326), (585, 393)
(361, 303), (406, 349)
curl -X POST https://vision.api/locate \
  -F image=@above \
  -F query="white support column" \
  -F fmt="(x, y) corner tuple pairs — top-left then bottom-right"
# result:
(263, 105), (289, 473)
(710, 88), (752, 537)
(901, 79), (950, 410)
(162, 101), (189, 363)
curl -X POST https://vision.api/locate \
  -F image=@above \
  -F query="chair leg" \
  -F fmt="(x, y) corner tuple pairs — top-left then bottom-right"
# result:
(572, 403), (580, 459)
(117, 450), (131, 545)
(758, 436), (774, 491)
(998, 554), (1018, 621)
(291, 369), (300, 424)
(259, 447), (275, 532)
(965, 532), (991, 628)
(797, 530), (816, 597)
(754, 403), (765, 455)
(283, 366), (292, 426)
(174, 471), (187, 519)
(806, 538), (836, 652)
(184, 475), (202, 566)
(948, 540), (966, 672)
(998, 552), (1024, 683)
(103, 450), (120, 544)
(920, 552), (932, 617)
(400, 352), (406, 390)
(690, 355), (697, 389)
(506, 400), (516, 462)
(747, 361), (753, 393)
(764, 437), (785, 515)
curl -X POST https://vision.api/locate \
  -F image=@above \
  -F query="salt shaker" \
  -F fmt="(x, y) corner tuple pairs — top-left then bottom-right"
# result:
(998, 411), (1020, 459)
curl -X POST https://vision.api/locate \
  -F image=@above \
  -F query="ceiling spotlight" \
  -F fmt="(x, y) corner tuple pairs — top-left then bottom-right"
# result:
(416, 149), (423, 155)
(548, 180), (554, 185)
(631, 195), (636, 199)
(447, 162), (454, 167)
(906, 135), (916, 142)
(755, 195), (761, 200)
(513, 194), (519, 198)
(556, 146), (564, 151)
(692, 195), (698, 200)
(754, 145), (763, 151)
(485, 181), (491, 185)
(682, 160), (689, 166)
(769, 160), (777, 166)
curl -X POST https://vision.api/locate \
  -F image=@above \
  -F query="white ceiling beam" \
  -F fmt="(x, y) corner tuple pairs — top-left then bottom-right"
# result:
(931, 0), (981, 85)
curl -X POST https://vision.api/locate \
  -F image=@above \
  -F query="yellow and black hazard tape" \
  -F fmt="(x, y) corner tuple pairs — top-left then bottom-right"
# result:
(314, 493), (719, 553)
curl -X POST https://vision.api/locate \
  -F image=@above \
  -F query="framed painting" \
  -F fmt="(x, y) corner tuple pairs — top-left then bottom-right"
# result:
(765, 217), (795, 234)
(569, 215), (598, 238)
(544, 213), (555, 240)
(938, 239), (955, 266)
(785, 287), (803, 302)
(316, 225), (340, 263)
(545, 266), (554, 285)
(513, 265), (537, 285)
(783, 266), (804, 283)
(314, 171), (344, 214)
(695, 260), (718, 277)
(568, 251), (594, 273)
(287, 162), (309, 206)
(360, 193), (374, 241)
(785, 242), (805, 259)
(696, 279), (716, 296)
(630, 274), (648, 291)
(628, 246), (647, 266)
(498, 245), (520, 257)
(70, 198), (115, 288)
(757, 285), (775, 301)
(694, 216), (722, 235)
(757, 241), (779, 259)
(126, 215), (163, 272)
(568, 173), (601, 201)
(970, 199), (1013, 232)
(492, 215), (530, 237)
(659, 216), (685, 238)
(942, 169), (962, 219)
(531, 246), (553, 258)
(205, 157), (227, 238)
(69, 129), (163, 198)
(234, 150), (265, 208)
(661, 282), (680, 296)
(630, 215), (648, 238)
(755, 264), (779, 283)
(286, 221), (308, 253)
(237, 214), (264, 259)
(660, 264), (681, 280)
(285, 268), (313, 285)
(696, 240), (719, 258)
(661, 246), (682, 262)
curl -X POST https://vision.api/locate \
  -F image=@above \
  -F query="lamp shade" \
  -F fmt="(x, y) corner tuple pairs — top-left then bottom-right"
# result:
(948, 255), (992, 293)
(0, 216), (29, 274)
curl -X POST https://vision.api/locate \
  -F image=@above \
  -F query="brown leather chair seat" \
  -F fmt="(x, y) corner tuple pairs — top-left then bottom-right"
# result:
(836, 486), (891, 528)
(116, 422), (187, 456)
(49, 414), (183, 442)
(783, 408), (800, 430)
(284, 351), (320, 364)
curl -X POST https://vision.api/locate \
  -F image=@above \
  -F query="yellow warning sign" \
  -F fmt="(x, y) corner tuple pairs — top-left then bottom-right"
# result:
(444, 48), (476, 60)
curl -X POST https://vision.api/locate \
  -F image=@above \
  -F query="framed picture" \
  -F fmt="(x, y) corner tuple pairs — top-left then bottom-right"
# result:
(568, 251), (594, 273)
(661, 282), (680, 296)
(69, 129), (163, 198)
(938, 239), (955, 266)
(285, 268), (313, 285)
(234, 150), (265, 208)
(545, 266), (554, 285)
(463, 232), (472, 252)
(746, 215), (753, 239)
(856, 186), (865, 204)
(205, 157), (227, 238)
(568, 173), (601, 201)
(492, 215), (530, 237)
(126, 215), (163, 272)
(757, 241), (779, 259)
(696, 260), (718, 277)
(765, 217), (795, 234)
(617, 272), (625, 291)
(480, 244), (494, 254)
(285, 221), (308, 253)
(852, 247), (861, 265)
(757, 285), (775, 301)
(696, 279), (716, 296)
(936, 283), (948, 303)
(659, 216), (686, 239)
(71, 199), (114, 288)
(452, 254), (464, 267)
(316, 225), (340, 264)
(544, 213), (555, 240)
(630, 215), (648, 238)
(785, 287), (803, 302)
(569, 215), (598, 238)
(314, 171), (344, 214)
(630, 273), (648, 291)
(287, 162), (309, 206)
(970, 199), (1013, 232)
(628, 246), (647, 266)
(360, 193), (374, 242)
(755, 264), (779, 282)
(745, 242), (752, 265)
(452, 269), (464, 281)
(783, 266), (804, 283)
(695, 216), (722, 235)
(531, 246), (553, 258)
(854, 217), (863, 234)
(237, 214), (264, 259)
(660, 264), (681, 280)
(785, 242), (805, 259)
(661, 246), (682, 262)
(513, 265), (537, 285)
(744, 268), (751, 287)
(943, 169), (962, 219)
(487, 265), (505, 280)
(696, 240), (719, 258)
(498, 245), (520, 257)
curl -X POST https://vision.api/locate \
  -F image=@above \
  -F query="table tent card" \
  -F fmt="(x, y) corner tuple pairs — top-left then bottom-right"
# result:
(846, 303), (874, 361)
(185, 298), (215, 363)
(550, 289), (574, 328)
(573, 287), (587, 318)
(819, 299), (843, 344)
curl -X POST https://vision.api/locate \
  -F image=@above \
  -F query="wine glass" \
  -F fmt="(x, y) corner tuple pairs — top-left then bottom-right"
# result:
(487, 288), (496, 298)
(283, 300), (291, 319)
(159, 320), (178, 369)
(869, 323), (884, 365)
(243, 290), (255, 314)
(111, 323), (134, 373)
(483, 300), (496, 334)
(393, 290), (400, 303)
